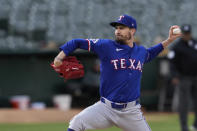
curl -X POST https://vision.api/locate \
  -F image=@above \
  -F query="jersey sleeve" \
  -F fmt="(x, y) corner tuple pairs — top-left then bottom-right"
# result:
(59, 38), (104, 56)
(144, 43), (164, 63)
(86, 39), (104, 54)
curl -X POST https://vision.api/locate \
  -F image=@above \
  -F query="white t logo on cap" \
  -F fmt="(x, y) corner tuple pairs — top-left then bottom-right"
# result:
(119, 15), (124, 21)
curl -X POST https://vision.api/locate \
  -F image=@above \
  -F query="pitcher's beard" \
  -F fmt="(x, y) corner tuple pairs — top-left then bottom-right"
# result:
(115, 39), (127, 45)
(115, 34), (132, 45)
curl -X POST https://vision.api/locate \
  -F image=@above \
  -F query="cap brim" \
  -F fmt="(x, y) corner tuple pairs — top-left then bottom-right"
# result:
(110, 22), (127, 27)
(182, 31), (191, 34)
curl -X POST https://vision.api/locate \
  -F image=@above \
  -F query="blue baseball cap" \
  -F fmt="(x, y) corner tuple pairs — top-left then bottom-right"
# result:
(110, 14), (137, 30)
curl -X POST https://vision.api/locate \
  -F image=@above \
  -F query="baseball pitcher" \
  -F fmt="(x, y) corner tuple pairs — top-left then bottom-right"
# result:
(52, 14), (181, 131)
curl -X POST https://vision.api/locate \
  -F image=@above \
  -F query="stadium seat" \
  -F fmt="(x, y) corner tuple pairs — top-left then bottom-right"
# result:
(9, 0), (32, 38)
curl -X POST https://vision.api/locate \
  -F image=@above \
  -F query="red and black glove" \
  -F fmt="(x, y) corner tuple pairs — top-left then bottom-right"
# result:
(51, 56), (84, 80)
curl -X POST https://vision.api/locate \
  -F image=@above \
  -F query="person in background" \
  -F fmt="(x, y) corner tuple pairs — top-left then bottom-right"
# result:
(82, 59), (100, 100)
(169, 24), (197, 131)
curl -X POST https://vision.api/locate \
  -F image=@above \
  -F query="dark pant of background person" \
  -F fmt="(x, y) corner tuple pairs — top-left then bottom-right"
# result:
(178, 76), (197, 131)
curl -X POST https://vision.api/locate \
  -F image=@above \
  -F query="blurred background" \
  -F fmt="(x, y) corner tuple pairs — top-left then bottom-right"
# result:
(0, 0), (197, 113)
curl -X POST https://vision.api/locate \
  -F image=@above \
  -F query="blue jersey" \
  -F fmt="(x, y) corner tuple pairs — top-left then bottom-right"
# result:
(60, 39), (163, 103)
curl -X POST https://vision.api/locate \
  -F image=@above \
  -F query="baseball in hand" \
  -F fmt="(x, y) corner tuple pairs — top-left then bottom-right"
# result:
(173, 28), (181, 34)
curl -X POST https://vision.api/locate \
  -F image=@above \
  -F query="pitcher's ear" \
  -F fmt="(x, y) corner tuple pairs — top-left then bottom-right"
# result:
(130, 28), (136, 35)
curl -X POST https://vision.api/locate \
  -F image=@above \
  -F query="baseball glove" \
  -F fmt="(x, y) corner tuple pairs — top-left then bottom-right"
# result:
(51, 56), (84, 80)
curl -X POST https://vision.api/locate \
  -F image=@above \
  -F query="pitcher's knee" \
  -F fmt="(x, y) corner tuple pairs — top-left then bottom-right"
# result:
(68, 115), (84, 131)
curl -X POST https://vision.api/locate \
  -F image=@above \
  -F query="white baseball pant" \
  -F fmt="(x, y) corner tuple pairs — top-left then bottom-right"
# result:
(68, 98), (151, 131)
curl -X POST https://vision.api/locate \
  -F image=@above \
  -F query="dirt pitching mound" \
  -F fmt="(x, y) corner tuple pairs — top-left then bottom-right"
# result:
(0, 108), (82, 123)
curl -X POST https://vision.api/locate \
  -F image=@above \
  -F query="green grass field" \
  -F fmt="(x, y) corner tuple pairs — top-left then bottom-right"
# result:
(0, 113), (194, 131)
